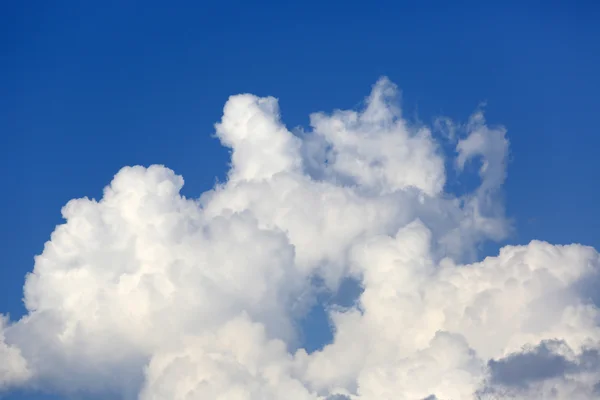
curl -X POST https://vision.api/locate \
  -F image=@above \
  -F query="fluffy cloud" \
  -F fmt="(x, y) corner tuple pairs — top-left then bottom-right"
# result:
(0, 316), (31, 390)
(1, 78), (599, 399)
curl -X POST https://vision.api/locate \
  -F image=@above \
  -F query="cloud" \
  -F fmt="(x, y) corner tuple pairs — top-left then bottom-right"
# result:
(0, 316), (31, 390)
(488, 340), (573, 388)
(482, 340), (600, 399)
(139, 314), (315, 400)
(303, 77), (445, 197)
(300, 234), (600, 399)
(1, 78), (599, 399)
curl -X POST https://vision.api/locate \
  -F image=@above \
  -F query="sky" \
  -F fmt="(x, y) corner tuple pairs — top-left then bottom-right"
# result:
(1, 1), (600, 399)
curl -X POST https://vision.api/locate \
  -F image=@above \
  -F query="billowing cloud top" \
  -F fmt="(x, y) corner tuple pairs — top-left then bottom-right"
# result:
(1, 78), (599, 400)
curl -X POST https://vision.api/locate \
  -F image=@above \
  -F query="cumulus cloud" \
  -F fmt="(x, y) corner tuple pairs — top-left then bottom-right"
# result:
(1, 78), (599, 399)
(0, 316), (31, 390)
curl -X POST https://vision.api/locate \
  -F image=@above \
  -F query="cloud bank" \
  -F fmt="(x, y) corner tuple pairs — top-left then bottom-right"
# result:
(1, 78), (599, 399)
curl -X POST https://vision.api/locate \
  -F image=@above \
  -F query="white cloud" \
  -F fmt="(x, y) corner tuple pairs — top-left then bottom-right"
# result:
(304, 78), (445, 197)
(0, 315), (31, 390)
(140, 314), (315, 400)
(1, 78), (599, 399)
(302, 232), (600, 399)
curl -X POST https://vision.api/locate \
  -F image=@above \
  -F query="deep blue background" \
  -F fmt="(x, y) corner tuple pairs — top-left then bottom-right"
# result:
(2, 1), (599, 398)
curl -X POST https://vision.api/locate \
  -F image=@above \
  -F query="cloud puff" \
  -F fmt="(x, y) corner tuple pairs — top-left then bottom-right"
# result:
(0, 316), (31, 390)
(1, 78), (599, 400)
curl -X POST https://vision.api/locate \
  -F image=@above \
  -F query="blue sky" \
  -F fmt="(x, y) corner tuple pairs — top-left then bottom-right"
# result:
(1, 2), (600, 399)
